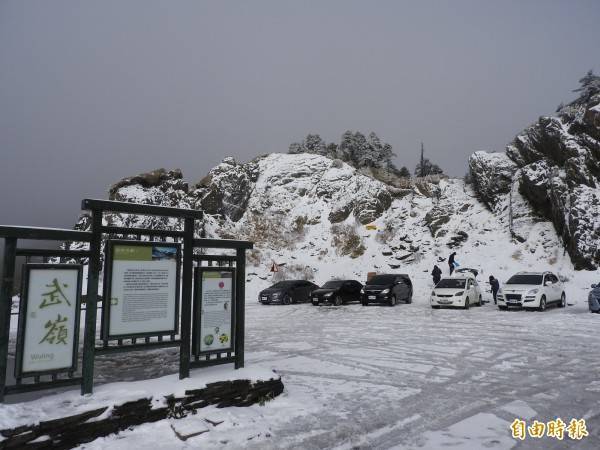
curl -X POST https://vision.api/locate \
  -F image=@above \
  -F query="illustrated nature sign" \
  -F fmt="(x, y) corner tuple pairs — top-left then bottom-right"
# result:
(16, 264), (82, 376)
(103, 241), (180, 339)
(195, 268), (235, 354)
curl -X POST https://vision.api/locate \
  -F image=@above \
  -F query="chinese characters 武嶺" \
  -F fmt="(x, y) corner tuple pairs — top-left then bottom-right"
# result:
(39, 278), (72, 309)
(39, 314), (68, 345)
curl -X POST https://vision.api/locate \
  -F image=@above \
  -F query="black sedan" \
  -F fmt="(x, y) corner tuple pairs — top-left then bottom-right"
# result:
(311, 280), (363, 306)
(361, 274), (413, 306)
(258, 280), (319, 305)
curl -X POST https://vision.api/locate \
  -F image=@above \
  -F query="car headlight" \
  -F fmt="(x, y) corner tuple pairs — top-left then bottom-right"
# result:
(527, 289), (539, 295)
(381, 288), (390, 294)
(360, 288), (365, 294)
(431, 291), (436, 296)
(454, 291), (464, 296)
(324, 292), (333, 297)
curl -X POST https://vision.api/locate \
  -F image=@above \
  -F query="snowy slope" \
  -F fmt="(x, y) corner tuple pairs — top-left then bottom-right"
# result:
(74, 152), (594, 307)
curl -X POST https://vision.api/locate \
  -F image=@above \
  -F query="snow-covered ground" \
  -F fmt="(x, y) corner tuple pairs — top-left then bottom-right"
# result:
(242, 299), (600, 449)
(3, 155), (600, 448)
(2, 291), (599, 449)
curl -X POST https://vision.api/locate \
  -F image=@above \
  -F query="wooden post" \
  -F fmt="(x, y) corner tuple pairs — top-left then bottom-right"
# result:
(234, 248), (246, 369)
(0, 238), (17, 402)
(191, 262), (198, 358)
(81, 210), (101, 395)
(179, 217), (194, 379)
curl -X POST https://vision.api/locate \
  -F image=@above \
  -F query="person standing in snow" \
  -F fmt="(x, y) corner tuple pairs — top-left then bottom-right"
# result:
(448, 252), (457, 275)
(489, 275), (500, 304)
(431, 265), (442, 285)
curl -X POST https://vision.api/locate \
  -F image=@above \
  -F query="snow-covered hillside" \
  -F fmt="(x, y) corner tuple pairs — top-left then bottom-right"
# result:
(72, 152), (594, 305)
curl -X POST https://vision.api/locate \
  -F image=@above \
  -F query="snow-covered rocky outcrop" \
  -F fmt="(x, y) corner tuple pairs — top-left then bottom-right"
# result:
(71, 151), (576, 296)
(470, 73), (600, 269)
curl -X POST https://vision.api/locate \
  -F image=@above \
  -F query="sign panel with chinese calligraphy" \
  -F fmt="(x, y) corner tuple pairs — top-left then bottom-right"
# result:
(103, 241), (180, 339)
(15, 264), (82, 377)
(194, 268), (235, 355)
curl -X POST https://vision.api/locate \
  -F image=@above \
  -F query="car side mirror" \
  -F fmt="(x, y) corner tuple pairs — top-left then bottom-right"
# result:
(544, 281), (551, 286)
(592, 284), (597, 289)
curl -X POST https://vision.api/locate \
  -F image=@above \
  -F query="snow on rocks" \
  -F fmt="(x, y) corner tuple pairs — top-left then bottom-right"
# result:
(470, 79), (600, 269)
(192, 157), (259, 221)
(468, 151), (517, 209)
(81, 151), (582, 287)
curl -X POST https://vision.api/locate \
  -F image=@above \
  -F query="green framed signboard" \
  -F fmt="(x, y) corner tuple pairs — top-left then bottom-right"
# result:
(194, 267), (235, 355)
(15, 264), (82, 377)
(102, 240), (181, 339)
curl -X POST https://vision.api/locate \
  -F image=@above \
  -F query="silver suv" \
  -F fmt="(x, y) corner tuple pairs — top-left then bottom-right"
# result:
(497, 271), (566, 311)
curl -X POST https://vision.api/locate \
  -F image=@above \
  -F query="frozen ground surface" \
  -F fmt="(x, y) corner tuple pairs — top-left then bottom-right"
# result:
(2, 292), (600, 449)
(241, 299), (600, 450)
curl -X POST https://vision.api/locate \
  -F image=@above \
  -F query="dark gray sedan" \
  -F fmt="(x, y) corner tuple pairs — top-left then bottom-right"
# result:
(589, 284), (600, 313)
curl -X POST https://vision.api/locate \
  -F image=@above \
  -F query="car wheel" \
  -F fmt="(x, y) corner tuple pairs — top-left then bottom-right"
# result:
(464, 297), (470, 310)
(478, 295), (483, 306)
(390, 295), (397, 307)
(283, 295), (292, 305)
(334, 295), (342, 306)
(361, 300), (368, 306)
(538, 295), (546, 312)
(558, 292), (566, 308)
(406, 291), (413, 304)
(498, 305), (508, 311)
(431, 305), (441, 309)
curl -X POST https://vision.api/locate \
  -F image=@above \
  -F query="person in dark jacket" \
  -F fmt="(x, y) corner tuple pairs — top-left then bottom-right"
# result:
(489, 275), (500, 304)
(448, 252), (457, 275)
(431, 265), (442, 285)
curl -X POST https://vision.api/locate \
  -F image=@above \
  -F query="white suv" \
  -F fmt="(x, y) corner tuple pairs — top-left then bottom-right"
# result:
(497, 272), (566, 311)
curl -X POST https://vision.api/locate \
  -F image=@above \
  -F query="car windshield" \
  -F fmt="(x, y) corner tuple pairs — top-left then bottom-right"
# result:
(322, 281), (344, 289)
(367, 275), (396, 285)
(506, 274), (543, 285)
(457, 268), (477, 276)
(271, 281), (297, 288)
(436, 279), (466, 289)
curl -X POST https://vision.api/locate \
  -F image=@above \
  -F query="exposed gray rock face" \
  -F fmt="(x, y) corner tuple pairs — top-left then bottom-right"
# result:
(424, 206), (452, 237)
(468, 151), (517, 209)
(193, 157), (258, 222)
(470, 75), (600, 269)
(328, 204), (353, 223)
(73, 154), (398, 245)
(109, 168), (188, 204)
(447, 231), (468, 248)
(353, 189), (393, 224)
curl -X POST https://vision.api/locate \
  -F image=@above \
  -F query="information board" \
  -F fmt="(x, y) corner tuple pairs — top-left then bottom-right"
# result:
(103, 241), (180, 339)
(195, 268), (235, 354)
(15, 264), (82, 377)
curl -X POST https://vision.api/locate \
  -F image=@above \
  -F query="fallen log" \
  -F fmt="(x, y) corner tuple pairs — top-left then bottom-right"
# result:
(0, 377), (284, 450)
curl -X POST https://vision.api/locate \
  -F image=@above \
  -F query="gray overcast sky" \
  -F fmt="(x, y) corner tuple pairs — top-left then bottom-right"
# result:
(1, 0), (599, 229)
